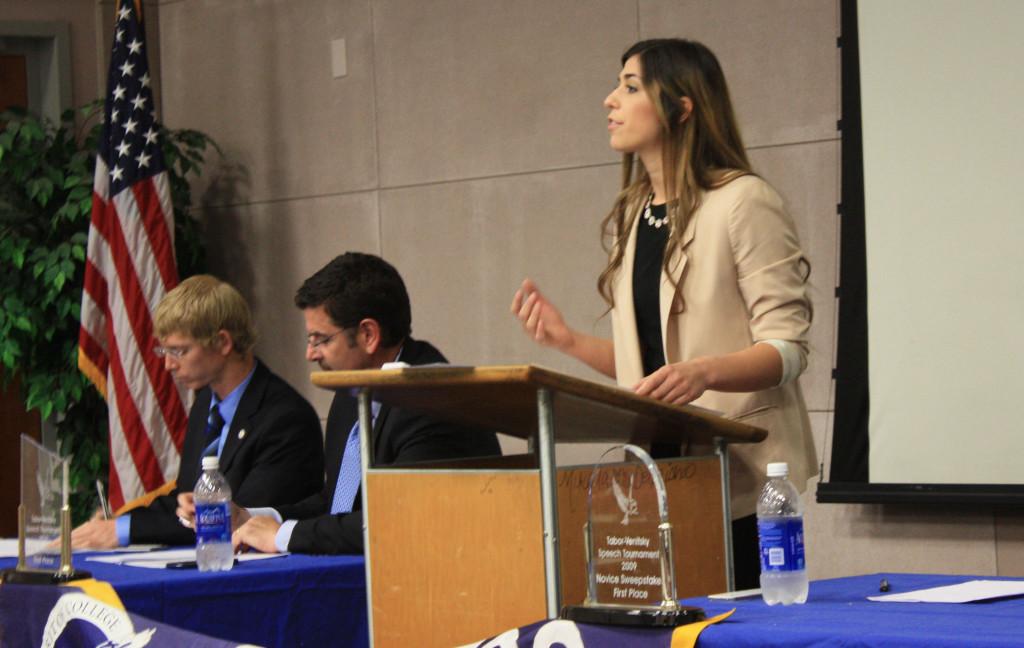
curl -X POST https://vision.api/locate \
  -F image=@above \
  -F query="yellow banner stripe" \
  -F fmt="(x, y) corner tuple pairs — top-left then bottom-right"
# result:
(77, 347), (108, 400)
(62, 578), (125, 611)
(670, 608), (735, 648)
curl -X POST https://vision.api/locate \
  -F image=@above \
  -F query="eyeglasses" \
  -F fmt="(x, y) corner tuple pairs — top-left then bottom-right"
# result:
(153, 345), (192, 359)
(306, 330), (344, 349)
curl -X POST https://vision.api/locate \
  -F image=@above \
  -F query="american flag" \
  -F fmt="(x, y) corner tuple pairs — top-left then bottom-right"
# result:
(78, 0), (188, 510)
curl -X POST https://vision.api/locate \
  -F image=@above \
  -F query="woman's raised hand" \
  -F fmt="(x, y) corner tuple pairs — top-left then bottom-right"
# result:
(510, 278), (574, 351)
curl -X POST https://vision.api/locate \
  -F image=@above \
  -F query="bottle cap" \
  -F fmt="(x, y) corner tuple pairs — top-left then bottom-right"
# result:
(201, 456), (219, 471)
(766, 462), (789, 477)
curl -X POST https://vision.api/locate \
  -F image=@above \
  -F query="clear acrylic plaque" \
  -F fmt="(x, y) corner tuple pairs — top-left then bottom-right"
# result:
(562, 444), (704, 626)
(0, 435), (90, 584)
(21, 435), (63, 571)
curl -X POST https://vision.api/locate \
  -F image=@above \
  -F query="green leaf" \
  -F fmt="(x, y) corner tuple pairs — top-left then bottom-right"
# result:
(13, 316), (32, 332)
(79, 197), (93, 216)
(20, 121), (44, 142)
(71, 245), (85, 261)
(68, 185), (89, 201)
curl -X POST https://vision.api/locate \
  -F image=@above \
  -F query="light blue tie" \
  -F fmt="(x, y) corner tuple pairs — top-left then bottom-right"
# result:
(331, 420), (363, 514)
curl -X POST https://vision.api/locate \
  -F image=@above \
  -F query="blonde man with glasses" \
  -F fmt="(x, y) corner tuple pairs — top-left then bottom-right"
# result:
(71, 275), (324, 548)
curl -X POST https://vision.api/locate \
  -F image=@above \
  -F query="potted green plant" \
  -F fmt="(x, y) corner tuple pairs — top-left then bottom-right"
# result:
(0, 102), (217, 523)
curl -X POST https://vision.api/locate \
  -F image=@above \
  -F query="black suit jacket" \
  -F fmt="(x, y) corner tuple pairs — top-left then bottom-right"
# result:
(279, 338), (501, 554)
(129, 359), (324, 545)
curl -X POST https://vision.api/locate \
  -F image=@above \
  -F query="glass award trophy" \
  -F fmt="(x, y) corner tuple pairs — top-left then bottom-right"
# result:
(561, 444), (704, 626)
(1, 435), (90, 584)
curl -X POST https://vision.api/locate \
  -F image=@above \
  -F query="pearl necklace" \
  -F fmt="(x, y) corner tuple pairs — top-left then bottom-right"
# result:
(643, 194), (668, 229)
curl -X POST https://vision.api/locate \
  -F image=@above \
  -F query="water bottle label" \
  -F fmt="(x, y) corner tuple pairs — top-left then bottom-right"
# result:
(757, 518), (805, 573)
(195, 502), (231, 543)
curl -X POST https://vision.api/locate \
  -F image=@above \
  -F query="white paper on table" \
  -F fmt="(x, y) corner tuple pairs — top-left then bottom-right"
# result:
(87, 547), (287, 568)
(1, 537), (167, 557)
(0, 537), (60, 557)
(868, 580), (1024, 603)
(0, 538), (20, 558)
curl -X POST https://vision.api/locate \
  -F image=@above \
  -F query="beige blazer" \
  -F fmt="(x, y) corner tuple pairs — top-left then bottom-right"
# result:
(610, 175), (818, 519)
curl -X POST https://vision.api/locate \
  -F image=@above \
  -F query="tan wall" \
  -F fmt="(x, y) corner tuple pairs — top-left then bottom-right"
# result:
(11, 0), (1023, 581)
(154, 0), (1024, 581)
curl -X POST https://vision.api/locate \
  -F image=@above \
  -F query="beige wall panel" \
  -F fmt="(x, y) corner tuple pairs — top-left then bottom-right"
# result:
(639, 0), (839, 148)
(807, 411), (828, 479)
(749, 141), (838, 413)
(380, 163), (618, 377)
(159, 0), (377, 205)
(2, 0), (102, 107)
(806, 497), (997, 580)
(995, 511), (1024, 577)
(372, 0), (634, 187)
(200, 191), (380, 415)
(379, 164), (651, 469)
(804, 488), (997, 579)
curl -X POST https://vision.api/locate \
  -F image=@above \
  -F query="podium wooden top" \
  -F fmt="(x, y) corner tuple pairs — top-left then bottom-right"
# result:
(311, 364), (766, 447)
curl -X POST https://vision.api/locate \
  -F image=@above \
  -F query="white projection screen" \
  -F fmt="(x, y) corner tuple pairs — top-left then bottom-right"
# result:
(821, 0), (1024, 500)
(860, 0), (1024, 484)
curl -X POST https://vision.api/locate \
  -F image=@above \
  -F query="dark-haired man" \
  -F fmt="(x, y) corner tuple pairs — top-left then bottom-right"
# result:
(187, 253), (501, 554)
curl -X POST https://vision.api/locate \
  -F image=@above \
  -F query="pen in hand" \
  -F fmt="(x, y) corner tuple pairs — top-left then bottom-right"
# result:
(96, 479), (112, 520)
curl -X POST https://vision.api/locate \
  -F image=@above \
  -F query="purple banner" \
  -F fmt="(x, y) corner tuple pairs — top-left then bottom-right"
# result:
(0, 584), (246, 648)
(470, 618), (674, 648)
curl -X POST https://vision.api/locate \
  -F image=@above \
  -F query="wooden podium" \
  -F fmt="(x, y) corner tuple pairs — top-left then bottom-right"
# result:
(312, 365), (765, 648)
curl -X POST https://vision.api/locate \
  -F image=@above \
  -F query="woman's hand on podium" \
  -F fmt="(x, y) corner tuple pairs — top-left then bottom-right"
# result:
(634, 359), (711, 405)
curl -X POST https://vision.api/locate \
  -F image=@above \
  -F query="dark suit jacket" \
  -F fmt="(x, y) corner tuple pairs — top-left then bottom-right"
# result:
(129, 359), (324, 545)
(279, 338), (501, 554)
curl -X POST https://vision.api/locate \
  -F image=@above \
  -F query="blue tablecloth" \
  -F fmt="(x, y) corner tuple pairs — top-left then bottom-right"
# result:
(473, 573), (1024, 647)
(0, 552), (369, 648)
(682, 573), (1024, 647)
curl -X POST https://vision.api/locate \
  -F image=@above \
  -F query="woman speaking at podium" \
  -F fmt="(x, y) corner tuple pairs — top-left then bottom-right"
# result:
(511, 38), (816, 590)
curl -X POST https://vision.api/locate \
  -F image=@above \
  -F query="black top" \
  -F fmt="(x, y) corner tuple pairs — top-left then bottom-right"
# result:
(633, 202), (670, 376)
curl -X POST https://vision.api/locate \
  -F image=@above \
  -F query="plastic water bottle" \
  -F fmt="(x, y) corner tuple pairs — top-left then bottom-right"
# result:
(756, 462), (808, 605)
(194, 456), (233, 572)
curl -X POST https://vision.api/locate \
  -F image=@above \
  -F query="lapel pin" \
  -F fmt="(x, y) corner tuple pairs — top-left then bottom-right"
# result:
(238, 429), (247, 440)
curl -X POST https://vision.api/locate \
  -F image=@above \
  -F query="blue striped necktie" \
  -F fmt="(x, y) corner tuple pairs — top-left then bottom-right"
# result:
(201, 402), (225, 464)
(331, 420), (363, 514)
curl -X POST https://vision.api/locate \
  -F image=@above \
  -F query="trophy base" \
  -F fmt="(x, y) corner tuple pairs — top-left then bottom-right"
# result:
(561, 603), (705, 627)
(0, 568), (93, 585)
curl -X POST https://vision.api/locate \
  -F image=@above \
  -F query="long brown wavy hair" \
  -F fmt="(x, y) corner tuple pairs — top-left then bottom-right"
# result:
(597, 39), (752, 309)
